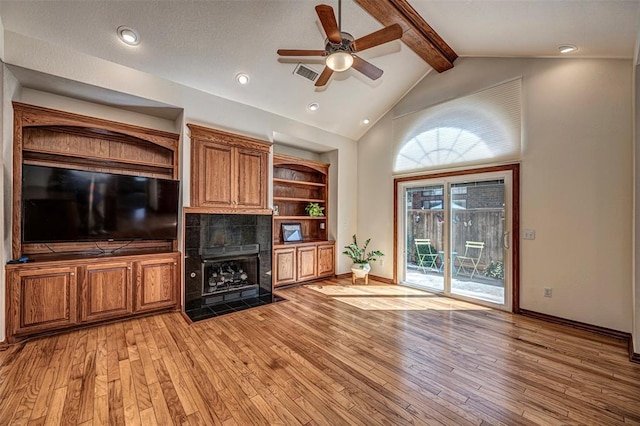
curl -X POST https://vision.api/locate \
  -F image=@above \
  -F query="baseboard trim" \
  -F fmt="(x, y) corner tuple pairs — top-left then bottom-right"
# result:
(368, 274), (394, 284)
(334, 272), (395, 284)
(519, 309), (638, 363)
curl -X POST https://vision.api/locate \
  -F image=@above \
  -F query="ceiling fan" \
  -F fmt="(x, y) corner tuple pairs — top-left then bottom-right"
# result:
(277, 1), (403, 87)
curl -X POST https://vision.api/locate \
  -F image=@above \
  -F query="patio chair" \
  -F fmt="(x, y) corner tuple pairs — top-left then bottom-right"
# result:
(414, 238), (438, 272)
(456, 241), (484, 279)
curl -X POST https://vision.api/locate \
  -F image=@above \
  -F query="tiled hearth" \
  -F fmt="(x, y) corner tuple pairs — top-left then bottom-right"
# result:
(184, 212), (284, 321)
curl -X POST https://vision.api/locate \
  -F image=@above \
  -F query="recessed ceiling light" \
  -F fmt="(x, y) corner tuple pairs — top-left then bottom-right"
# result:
(117, 26), (140, 46)
(236, 73), (250, 85)
(362, 118), (370, 125)
(307, 102), (320, 111)
(558, 44), (577, 54)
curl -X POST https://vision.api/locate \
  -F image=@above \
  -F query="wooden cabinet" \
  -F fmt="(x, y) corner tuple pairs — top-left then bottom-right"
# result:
(8, 266), (78, 336)
(5, 252), (181, 342)
(81, 262), (133, 323)
(188, 124), (270, 210)
(135, 255), (179, 312)
(317, 243), (335, 278)
(274, 247), (297, 286)
(273, 241), (335, 288)
(297, 245), (318, 281)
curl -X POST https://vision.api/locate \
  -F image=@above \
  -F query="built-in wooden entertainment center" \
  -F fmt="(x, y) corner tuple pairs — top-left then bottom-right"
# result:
(5, 103), (181, 342)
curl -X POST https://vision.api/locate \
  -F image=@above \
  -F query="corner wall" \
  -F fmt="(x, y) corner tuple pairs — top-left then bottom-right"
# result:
(358, 57), (633, 332)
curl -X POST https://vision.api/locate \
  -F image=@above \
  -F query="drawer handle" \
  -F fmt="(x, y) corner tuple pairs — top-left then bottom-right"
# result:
(70, 272), (75, 276)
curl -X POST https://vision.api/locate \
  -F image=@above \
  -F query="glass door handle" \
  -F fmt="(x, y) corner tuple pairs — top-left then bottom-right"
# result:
(503, 231), (510, 249)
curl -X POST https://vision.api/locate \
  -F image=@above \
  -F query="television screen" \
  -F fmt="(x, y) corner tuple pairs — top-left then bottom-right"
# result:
(22, 164), (179, 243)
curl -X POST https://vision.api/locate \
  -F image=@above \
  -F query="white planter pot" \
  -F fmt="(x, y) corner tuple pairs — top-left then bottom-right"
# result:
(351, 263), (371, 278)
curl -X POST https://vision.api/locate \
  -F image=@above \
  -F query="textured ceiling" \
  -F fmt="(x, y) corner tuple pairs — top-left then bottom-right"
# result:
(0, 0), (638, 141)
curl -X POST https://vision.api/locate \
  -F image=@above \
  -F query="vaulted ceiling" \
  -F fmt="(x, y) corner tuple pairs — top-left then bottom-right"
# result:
(0, 0), (638, 141)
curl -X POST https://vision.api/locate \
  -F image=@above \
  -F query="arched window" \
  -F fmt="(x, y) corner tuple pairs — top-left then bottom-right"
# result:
(393, 79), (522, 173)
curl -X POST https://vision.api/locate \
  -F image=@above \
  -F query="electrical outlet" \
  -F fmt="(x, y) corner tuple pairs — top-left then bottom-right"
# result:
(380, 259), (385, 266)
(523, 229), (536, 240)
(544, 287), (552, 298)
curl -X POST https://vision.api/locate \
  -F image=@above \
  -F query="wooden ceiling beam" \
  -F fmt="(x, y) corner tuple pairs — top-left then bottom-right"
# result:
(354, 0), (457, 72)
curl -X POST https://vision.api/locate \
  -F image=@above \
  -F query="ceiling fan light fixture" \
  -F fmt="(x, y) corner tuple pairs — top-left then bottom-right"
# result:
(326, 51), (353, 72)
(558, 44), (577, 54)
(117, 26), (140, 46)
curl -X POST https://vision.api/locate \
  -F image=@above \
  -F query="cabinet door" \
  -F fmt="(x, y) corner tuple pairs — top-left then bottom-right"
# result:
(236, 148), (267, 208)
(9, 267), (78, 336)
(135, 255), (179, 312)
(274, 248), (296, 287)
(297, 246), (318, 282)
(196, 141), (234, 207)
(81, 262), (133, 323)
(317, 244), (335, 278)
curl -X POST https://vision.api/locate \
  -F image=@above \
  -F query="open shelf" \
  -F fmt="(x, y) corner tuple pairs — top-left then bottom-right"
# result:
(274, 216), (326, 220)
(273, 178), (326, 187)
(273, 196), (325, 203)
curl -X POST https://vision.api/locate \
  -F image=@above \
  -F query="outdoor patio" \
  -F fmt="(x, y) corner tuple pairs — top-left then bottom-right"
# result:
(404, 263), (504, 304)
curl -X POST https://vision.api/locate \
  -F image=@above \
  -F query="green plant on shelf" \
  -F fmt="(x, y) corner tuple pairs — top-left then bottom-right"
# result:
(305, 202), (324, 217)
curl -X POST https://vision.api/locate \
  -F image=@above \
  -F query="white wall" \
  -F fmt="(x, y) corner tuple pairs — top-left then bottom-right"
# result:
(359, 57), (634, 332)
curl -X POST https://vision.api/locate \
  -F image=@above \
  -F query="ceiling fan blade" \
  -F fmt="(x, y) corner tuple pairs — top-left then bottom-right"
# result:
(352, 55), (383, 80)
(352, 23), (403, 52)
(277, 49), (326, 56)
(315, 66), (334, 87)
(316, 4), (342, 44)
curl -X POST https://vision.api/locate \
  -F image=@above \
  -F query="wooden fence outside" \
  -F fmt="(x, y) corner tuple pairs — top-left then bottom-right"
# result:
(407, 208), (504, 271)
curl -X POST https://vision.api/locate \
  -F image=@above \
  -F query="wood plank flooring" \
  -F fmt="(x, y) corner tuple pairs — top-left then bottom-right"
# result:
(1, 277), (640, 425)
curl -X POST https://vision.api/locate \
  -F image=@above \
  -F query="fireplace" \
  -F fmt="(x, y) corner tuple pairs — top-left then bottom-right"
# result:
(184, 213), (282, 321)
(201, 244), (260, 304)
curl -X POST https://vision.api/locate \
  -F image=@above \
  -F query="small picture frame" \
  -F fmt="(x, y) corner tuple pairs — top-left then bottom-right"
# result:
(281, 222), (303, 242)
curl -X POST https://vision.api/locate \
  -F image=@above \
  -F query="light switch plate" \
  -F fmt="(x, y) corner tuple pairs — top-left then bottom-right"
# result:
(523, 229), (536, 240)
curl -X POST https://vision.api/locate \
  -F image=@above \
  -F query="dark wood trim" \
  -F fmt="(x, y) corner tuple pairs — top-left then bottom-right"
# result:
(519, 308), (632, 341)
(369, 274), (394, 284)
(393, 163), (520, 312)
(354, 0), (457, 72)
(393, 175), (399, 284)
(335, 272), (395, 285)
(183, 206), (273, 215)
(511, 164), (520, 312)
(521, 309), (639, 365)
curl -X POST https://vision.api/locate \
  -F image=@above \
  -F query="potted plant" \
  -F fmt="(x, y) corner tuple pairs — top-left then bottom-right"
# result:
(342, 234), (384, 279)
(305, 202), (324, 217)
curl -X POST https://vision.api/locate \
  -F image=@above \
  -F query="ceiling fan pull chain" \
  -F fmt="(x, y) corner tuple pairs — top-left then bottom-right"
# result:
(338, 0), (342, 32)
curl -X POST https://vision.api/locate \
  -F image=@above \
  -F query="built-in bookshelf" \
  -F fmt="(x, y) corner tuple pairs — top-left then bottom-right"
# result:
(272, 154), (329, 244)
(272, 154), (334, 287)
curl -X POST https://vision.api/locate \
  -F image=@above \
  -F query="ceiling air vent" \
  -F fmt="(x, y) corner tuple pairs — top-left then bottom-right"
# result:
(293, 64), (319, 82)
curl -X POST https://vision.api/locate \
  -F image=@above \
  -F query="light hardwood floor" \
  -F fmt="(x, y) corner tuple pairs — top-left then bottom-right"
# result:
(1, 278), (640, 425)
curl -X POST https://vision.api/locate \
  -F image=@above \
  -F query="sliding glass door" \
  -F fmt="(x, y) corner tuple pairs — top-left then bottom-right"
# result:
(398, 170), (513, 310)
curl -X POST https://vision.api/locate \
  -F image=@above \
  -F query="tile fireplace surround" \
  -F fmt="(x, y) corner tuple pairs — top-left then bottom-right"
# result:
(184, 213), (283, 321)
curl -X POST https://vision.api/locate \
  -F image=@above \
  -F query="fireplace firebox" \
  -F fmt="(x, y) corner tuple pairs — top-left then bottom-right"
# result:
(201, 245), (260, 305)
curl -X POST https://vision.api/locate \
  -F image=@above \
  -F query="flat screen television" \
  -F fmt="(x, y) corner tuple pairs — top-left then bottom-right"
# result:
(22, 164), (180, 243)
